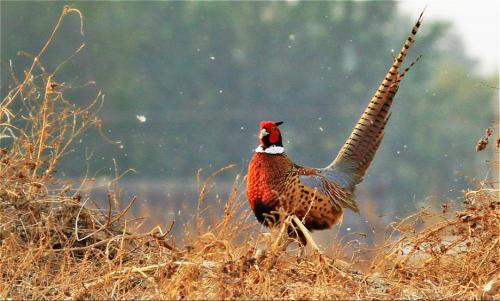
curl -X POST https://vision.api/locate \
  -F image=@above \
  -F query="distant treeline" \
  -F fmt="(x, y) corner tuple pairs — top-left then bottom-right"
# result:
(1, 2), (497, 212)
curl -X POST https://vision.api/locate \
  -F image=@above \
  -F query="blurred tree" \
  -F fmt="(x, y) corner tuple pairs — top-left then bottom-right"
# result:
(1, 1), (497, 214)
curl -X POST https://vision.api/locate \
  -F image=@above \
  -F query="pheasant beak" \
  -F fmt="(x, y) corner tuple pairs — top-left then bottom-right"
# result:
(259, 128), (269, 139)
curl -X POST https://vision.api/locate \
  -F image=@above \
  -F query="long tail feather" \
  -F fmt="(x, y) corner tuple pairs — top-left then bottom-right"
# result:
(327, 12), (424, 187)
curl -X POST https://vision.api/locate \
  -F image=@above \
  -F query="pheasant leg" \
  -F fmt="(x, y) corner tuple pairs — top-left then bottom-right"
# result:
(291, 215), (321, 254)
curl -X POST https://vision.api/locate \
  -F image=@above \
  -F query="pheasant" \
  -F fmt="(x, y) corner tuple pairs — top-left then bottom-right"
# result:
(247, 12), (424, 245)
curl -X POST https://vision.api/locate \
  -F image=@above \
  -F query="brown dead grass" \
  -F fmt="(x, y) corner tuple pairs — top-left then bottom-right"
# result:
(1, 6), (499, 300)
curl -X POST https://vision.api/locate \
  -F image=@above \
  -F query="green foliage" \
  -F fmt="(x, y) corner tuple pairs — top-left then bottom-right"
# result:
(1, 2), (497, 211)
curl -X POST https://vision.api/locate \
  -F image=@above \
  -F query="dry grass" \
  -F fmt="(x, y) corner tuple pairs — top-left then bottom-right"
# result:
(1, 7), (499, 299)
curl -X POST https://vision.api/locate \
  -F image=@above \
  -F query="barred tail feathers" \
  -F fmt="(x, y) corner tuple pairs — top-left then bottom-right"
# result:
(326, 12), (424, 187)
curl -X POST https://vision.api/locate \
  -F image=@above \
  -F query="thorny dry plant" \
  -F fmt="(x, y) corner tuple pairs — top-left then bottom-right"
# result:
(475, 127), (495, 152)
(1, 6), (499, 300)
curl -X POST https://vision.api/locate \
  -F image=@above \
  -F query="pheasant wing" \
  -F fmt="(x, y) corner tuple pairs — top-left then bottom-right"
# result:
(298, 173), (359, 213)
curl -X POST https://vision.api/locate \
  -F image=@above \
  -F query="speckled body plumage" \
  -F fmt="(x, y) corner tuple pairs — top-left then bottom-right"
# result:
(246, 13), (424, 235)
(247, 153), (347, 230)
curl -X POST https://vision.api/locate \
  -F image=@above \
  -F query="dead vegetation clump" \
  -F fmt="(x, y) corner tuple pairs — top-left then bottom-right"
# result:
(1, 6), (499, 299)
(369, 188), (499, 299)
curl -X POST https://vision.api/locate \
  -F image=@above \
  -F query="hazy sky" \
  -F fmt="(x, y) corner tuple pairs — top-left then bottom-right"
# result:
(399, 0), (499, 76)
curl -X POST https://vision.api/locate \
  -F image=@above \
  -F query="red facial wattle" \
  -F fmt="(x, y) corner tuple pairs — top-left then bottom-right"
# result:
(260, 121), (276, 130)
(269, 129), (280, 144)
(258, 120), (284, 147)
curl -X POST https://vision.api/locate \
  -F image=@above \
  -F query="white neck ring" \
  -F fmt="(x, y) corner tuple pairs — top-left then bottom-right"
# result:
(255, 145), (284, 154)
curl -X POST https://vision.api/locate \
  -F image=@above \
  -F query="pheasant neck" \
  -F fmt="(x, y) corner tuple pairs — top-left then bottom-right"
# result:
(255, 145), (284, 154)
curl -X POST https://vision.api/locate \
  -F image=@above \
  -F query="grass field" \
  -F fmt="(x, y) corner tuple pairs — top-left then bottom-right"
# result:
(1, 7), (498, 299)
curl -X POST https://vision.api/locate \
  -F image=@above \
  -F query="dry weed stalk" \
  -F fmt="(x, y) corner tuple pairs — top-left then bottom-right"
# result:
(0, 6), (499, 300)
(476, 127), (494, 152)
(0, 6), (168, 298)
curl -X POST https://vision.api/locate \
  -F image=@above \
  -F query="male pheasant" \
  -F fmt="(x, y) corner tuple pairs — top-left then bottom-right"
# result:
(247, 13), (424, 243)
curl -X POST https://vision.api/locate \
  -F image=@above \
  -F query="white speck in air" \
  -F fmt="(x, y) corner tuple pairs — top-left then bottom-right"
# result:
(240, 126), (245, 130)
(396, 150), (401, 154)
(319, 127), (324, 132)
(136, 115), (147, 123)
(346, 227), (351, 231)
(210, 56), (215, 60)
(219, 90), (223, 94)
(119, 144), (124, 149)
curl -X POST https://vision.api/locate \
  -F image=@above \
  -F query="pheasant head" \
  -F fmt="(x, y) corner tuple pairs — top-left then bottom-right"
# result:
(256, 120), (284, 154)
